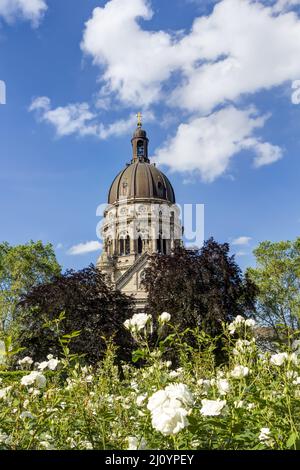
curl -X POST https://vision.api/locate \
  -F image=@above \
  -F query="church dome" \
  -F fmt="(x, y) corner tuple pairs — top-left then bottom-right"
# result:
(108, 161), (176, 205)
(108, 121), (176, 205)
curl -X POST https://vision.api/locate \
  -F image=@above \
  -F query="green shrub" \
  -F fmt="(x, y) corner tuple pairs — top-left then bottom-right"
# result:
(0, 314), (300, 450)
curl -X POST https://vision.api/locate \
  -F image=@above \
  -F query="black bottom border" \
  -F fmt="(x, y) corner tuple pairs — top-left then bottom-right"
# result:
(0, 450), (299, 467)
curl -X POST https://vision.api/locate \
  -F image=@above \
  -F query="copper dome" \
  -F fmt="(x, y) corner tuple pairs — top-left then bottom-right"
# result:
(108, 161), (176, 205)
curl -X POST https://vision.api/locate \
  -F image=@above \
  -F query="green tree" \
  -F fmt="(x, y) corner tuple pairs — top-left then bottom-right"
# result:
(0, 241), (61, 335)
(247, 239), (300, 337)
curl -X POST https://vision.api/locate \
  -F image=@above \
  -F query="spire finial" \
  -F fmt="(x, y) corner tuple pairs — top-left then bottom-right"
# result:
(137, 112), (143, 128)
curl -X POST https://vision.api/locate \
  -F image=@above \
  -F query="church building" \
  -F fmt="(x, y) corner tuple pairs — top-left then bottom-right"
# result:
(97, 115), (182, 312)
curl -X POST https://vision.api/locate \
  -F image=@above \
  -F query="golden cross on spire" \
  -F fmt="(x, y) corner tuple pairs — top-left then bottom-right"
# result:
(137, 112), (143, 128)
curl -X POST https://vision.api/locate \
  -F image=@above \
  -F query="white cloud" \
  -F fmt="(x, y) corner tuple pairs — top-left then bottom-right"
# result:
(29, 97), (98, 137)
(30, 0), (300, 180)
(67, 241), (102, 256)
(0, 0), (47, 26)
(235, 251), (248, 257)
(153, 106), (281, 181)
(81, 0), (300, 113)
(29, 96), (51, 111)
(98, 114), (140, 139)
(171, 0), (300, 113)
(81, 0), (180, 107)
(232, 236), (252, 246)
(29, 96), (144, 140)
(251, 141), (283, 168)
(273, 0), (300, 13)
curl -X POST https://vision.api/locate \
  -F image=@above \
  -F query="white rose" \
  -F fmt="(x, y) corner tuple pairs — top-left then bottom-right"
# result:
(21, 372), (36, 387)
(21, 371), (46, 389)
(169, 370), (180, 378)
(37, 361), (49, 371)
(245, 319), (256, 328)
(230, 365), (249, 379)
(18, 356), (33, 367)
(164, 383), (194, 407)
(147, 390), (169, 412)
(235, 315), (245, 324)
(127, 436), (147, 450)
(136, 394), (147, 406)
(132, 313), (152, 330)
(147, 383), (193, 436)
(47, 358), (59, 370)
(200, 399), (226, 416)
(259, 427), (273, 446)
(270, 353), (288, 366)
(0, 386), (12, 400)
(124, 319), (131, 330)
(151, 406), (189, 436)
(34, 372), (47, 389)
(124, 313), (152, 332)
(217, 379), (230, 396)
(159, 312), (171, 324)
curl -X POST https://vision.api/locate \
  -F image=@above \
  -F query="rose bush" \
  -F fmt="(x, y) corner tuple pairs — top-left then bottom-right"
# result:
(0, 314), (300, 450)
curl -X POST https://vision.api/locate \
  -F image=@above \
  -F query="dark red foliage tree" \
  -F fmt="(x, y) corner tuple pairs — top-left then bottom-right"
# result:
(17, 265), (134, 364)
(142, 239), (257, 336)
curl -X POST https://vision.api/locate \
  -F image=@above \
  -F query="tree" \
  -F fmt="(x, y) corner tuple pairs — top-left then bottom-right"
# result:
(0, 241), (61, 335)
(247, 239), (300, 337)
(17, 265), (134, 364)
(142, 239), (257, 336)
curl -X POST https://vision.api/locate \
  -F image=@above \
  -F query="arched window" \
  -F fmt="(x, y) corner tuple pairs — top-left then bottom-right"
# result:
(163, 239), (167, 255)
(137, 140), (144, 157)
(138, 236), (143, 254)
(107, 238), (113, 256)
(159, 211), (163, 235)
(119, 238), (125, 256)
(125, 236), (130, 255)
(157, 236), (162, 254)
(170, 211), (175, 240)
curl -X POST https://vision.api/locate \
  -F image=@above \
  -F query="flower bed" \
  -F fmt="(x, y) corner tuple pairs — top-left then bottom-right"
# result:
(0, 314), (300, 450)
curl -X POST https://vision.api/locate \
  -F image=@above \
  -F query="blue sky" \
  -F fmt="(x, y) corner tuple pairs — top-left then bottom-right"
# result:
(1, 0), (300, 272)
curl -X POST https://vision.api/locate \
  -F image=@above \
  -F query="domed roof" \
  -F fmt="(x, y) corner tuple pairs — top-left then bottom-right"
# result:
(108, 161), (176, 205)
(133, 128), (147, 138)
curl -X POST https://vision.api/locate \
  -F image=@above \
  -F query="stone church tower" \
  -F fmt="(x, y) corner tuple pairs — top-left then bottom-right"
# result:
(97, 116), (182, 311)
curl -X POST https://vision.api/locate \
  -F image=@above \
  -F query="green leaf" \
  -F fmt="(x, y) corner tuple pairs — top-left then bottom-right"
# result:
(132, 349), (147, 363)
(62, 331), (81, 340)
(286, 432), (299, 449)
